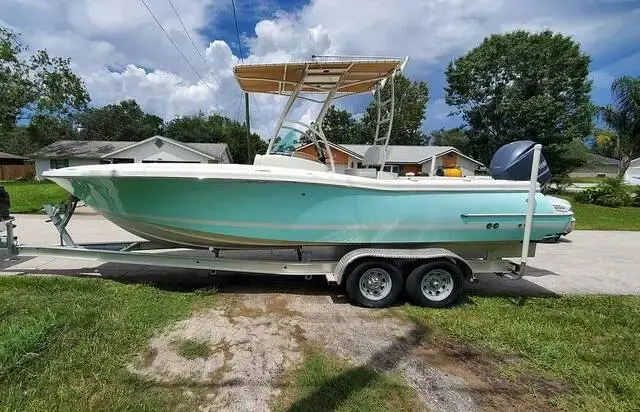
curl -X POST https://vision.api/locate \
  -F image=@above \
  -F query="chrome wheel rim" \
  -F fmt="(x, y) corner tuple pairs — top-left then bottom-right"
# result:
(359, 268), (392, 301)
(421, 269), (454, 302)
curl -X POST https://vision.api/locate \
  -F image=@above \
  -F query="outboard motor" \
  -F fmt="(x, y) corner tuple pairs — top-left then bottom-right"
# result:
(489, 140), (552, 185)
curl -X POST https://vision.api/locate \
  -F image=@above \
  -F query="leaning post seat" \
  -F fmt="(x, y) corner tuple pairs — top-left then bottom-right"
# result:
(253, 154), (330, 172)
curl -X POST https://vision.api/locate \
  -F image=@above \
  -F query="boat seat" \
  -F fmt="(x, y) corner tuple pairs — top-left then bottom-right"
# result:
(362, 146), (388, 167)
(253, 154), (330, 172)
(344, 168), (398, 180)
(344, 168), (378, 178)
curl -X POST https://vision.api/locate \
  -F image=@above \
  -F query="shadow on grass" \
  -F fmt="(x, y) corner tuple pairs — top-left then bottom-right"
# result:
(286, 326), (428, 412)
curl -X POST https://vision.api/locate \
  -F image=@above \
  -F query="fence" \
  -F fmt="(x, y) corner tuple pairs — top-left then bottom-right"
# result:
(0, 163), (35, 181)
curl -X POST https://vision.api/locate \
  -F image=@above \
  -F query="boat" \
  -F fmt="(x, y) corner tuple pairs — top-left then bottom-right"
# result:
(43, 56), (575, 249)
(624, 163), (640, 186)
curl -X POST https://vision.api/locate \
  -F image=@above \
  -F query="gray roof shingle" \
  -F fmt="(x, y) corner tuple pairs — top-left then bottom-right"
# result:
(184, 142), (230, 159)
(340, 144), (481, 165)
(0, 151), (28, 160)
(31, 137), (230, 161)
(31, 140), (132, 158)
(588, 153), (620, 166)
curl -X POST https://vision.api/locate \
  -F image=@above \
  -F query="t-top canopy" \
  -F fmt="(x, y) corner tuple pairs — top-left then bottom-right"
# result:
(233, 57), (405, 95)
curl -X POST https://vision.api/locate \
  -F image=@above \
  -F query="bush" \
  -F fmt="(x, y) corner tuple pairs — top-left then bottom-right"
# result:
(547, 176), (572, 194)
(575, 178), (632, 208)
(632, 189), (640, 208)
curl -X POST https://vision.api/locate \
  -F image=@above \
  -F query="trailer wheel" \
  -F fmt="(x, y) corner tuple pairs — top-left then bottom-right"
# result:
(345, 260), (403, 308)
(406, 261), (464, 308)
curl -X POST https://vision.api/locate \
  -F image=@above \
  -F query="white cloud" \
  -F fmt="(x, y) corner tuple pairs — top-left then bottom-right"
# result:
(1, 0), (638, 137)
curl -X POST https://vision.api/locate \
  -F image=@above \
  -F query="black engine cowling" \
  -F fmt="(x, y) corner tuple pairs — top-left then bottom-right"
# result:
(489, 141), (551, 185)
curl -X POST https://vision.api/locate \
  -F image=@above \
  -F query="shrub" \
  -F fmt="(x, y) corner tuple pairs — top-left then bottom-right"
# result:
(632, 189), (640, 208)
(547, 176), (572, 194)
(575, 178), (632, 208)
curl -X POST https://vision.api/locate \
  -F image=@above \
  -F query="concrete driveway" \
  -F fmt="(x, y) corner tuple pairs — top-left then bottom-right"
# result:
(2, 213), (640, 296)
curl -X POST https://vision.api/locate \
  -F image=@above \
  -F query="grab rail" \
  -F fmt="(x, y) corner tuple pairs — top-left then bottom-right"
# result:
(504, 143), (542, 280)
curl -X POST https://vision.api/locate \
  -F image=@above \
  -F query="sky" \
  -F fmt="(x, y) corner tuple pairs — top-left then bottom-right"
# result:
(2, 0), (640, 139)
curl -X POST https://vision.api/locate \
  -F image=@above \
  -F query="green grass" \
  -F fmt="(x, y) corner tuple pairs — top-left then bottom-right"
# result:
(569, 176), (608, 184)
(401, 296), (640, 410)
(2, 181), (68, 213)
(275, 352), (421, 412)
(175, 339), (212, 359)
(561, 194), (640, 230)
(0, 276), (217, 411)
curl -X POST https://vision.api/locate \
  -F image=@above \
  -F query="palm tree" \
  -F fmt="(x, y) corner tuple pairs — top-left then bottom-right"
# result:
(598, 76), (640, 176)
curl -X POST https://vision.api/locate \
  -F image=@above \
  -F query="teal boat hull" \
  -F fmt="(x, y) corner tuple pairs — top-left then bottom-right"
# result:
(47, 175), (574, 248)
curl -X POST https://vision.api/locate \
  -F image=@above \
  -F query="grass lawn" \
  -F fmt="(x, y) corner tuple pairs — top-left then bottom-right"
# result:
(275, 351), (422, 412)
(561, 193), (640, 230)
(0, 276), (216, 411)
(3, 276), (640, 410)
(2, 181), (69, 213)
(569, 176), (608, 184)
(400, 296), (640, 411)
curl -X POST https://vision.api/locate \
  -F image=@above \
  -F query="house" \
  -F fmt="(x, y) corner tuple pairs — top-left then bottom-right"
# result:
(32, 135), (233, 180)
(0, 152), (35, 180)
(569, 154), (620, 178)
(295, 142), (483, 176)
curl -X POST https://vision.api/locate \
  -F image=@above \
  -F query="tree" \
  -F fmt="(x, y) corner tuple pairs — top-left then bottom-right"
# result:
(429, 127), (474, 155)
(0, 26), (89, 131)
(0, 115), (77, 157)
(445, 30), (593, 177)
(165, 113), (266, 164)
(321, 105), (360, 144)
(589, 128), (618, 159)
(598, 76), (640, 175)
(165, 112), (220, 143)
(76, 100), (163, 141)
(359, 74), (429, 145)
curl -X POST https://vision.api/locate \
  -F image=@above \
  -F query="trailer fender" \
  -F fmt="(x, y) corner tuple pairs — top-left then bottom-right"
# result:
(333, 247), (474, 285)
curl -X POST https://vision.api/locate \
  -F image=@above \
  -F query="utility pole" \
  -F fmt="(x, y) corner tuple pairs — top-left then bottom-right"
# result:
(244, 92), (251, 163)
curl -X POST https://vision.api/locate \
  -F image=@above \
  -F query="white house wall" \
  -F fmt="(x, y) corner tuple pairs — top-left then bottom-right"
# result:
(457, 157), (478, 176)
(35, 158), (99, 180)
(106, 139), (210, 163)
(35, 158), (50, 180)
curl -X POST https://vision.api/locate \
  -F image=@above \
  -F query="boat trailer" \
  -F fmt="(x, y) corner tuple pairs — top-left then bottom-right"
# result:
(0, 212), (523, 308)
(0, 146), (544, 308)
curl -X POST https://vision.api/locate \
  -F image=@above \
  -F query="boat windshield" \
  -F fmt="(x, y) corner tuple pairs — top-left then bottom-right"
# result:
(270, 128), (307, 155)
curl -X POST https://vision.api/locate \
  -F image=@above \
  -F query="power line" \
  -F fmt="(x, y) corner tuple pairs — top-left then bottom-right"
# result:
(166, 0), (220, 87)
(138, 0), (216, 95)
(230, 0), (265, 161)
(230, 0), (244, 62)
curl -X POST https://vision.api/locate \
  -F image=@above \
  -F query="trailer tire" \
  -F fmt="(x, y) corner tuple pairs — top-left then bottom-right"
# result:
(345, 260), (403, 308)
(406, 261), (464, 308)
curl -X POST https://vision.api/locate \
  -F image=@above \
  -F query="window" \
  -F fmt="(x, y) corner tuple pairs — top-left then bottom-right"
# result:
(112, 158), (135, 164)
(50, 159), (69, 169)
(382, 164), (399, 174)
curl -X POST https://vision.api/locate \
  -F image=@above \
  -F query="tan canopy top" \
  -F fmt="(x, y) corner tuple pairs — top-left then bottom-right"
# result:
(233, 58), (404, 95)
